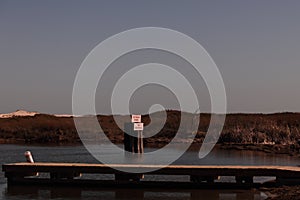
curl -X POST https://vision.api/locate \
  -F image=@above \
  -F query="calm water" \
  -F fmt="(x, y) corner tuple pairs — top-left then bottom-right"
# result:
(1, 144), (299, 200)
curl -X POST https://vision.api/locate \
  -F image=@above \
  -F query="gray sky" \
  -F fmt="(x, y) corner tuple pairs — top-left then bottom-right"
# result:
(0, 0), (300, 114)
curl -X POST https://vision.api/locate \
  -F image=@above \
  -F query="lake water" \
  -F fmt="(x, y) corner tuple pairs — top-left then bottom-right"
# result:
(1, 144), (299, 200)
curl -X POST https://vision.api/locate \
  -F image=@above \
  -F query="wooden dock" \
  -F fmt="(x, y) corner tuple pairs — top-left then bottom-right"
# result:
(3, 163), (300, 187)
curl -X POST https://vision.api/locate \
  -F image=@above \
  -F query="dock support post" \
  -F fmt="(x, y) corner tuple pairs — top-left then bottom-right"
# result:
(276, 177), (300, 185)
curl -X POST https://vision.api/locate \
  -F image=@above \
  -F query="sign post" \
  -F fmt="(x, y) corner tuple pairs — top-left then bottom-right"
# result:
(121, 114), (144, 181)
(124, 115), (144, 154)
(133, 123), (144, 153)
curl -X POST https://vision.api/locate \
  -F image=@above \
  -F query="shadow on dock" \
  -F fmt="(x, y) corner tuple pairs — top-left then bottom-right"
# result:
(5, 185), (267, 200)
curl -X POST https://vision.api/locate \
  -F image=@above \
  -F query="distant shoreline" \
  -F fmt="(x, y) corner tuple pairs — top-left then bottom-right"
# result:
(1, 111), (300, 158)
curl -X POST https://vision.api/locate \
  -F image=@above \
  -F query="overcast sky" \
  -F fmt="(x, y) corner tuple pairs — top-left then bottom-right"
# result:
(0, 1), (300, 114)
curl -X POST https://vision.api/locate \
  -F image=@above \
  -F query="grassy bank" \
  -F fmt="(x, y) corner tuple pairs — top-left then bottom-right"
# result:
(1, 111), (300, 153)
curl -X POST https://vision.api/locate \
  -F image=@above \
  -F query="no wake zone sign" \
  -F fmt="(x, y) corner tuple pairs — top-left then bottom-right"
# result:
(134, 123), (144, 131)
(131, 115), (141, 123)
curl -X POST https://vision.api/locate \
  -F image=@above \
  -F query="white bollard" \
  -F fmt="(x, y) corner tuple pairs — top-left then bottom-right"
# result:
(24, 151), (34, 163)
(24, 151), (38, 176)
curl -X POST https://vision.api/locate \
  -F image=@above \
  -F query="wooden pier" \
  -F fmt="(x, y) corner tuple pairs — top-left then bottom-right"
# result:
(3, 163), (300, 187)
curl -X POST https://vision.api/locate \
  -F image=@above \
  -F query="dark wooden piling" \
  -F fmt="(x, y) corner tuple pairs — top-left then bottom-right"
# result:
(124, 123), (133, 152)
(124, 122), (143, 154)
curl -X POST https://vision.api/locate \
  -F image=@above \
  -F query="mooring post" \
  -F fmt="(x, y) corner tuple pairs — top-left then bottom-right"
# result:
(24, 151), (34, 163)
(24, 151), (39, 177)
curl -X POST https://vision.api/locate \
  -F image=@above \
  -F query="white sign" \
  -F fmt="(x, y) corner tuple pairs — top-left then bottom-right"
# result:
(134, 123), (144, 131)
(131, 115), (141, 123)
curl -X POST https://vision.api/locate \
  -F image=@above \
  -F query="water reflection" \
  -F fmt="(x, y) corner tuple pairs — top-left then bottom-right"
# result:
(1, 144), (295, 200)
(5, 185), (267, 200)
